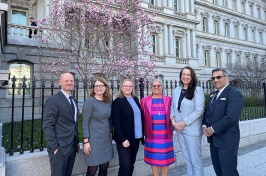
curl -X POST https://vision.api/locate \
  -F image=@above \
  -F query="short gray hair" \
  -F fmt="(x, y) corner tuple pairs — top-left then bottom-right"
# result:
(150, 78), (163, 87)
(212, 68), (228, 76)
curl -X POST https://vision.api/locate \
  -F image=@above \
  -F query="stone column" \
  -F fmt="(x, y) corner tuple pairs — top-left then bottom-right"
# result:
(184, 0), (189, 13)
(180, 1), (185, 13)
(163, 0), (167, 7)
(186, 29), (191, 58)
(168, 0), (172, 9)
(163, 24), (168, 55)
(190, 0), (194, 14)
(220, 18), (224, 36)
(191, 30), (196, 58)
(168, 25), (174, 55)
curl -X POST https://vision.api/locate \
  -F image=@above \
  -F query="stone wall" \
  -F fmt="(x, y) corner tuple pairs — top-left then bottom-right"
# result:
(2, 118), (266, 176)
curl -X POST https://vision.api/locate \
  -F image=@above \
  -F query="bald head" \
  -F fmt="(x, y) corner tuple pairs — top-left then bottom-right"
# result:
(59, 73), (74, 94)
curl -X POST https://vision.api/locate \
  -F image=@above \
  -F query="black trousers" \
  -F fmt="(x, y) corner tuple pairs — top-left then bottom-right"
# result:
(116, 139), (140, 176)
(210, 143), (239, 176)
(48, 142), (76, 176)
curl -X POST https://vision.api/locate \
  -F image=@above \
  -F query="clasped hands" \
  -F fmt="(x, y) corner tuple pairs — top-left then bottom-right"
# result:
(202, 126), (214, 137)
(171, 116), (186, 132)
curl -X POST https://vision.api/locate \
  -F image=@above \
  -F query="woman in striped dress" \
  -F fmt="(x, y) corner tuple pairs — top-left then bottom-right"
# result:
(141, 78), (175, 176)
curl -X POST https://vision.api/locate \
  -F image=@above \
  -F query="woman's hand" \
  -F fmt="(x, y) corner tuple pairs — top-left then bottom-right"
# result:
(83, 142), (91, 155)
(122, 140), (130, 148)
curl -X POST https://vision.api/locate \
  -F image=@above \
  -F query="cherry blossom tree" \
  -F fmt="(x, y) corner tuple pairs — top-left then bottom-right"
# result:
(39, 0), (157, 81)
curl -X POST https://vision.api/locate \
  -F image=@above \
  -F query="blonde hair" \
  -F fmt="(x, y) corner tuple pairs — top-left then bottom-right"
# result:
(116, 79), (136, 98)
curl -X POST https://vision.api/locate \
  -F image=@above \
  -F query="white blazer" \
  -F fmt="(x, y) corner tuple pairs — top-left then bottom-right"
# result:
(170, 86), (205, 136)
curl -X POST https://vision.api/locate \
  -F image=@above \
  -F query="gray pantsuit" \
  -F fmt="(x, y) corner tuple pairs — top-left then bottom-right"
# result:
(171, 86), (205, 176)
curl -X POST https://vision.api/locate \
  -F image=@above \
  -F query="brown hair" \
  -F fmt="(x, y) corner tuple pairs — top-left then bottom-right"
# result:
(90, 77), (112, 102)
(179, 66), (198, 100)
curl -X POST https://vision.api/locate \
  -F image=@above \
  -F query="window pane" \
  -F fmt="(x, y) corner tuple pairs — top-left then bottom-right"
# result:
(12, 10), (27, 25)
(9, 63), (31, 95)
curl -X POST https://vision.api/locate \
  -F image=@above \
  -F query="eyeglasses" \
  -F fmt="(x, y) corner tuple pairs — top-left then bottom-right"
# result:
(152, 85), (161, 88)
(211, 76), (227, 80)
(123, 85), (133, 88)
(94, 85), (105, 89)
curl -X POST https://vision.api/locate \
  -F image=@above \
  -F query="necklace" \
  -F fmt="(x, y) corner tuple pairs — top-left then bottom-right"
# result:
(153, 98), (162, 116)
(181, 89), (187, 94)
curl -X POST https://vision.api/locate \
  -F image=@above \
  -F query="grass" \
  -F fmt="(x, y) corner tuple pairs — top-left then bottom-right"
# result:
(2, 115), (83, 154)
(2, 107), (265, 153)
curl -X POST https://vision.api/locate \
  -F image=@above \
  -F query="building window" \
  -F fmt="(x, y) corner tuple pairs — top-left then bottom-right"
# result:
(224, 23), (229, 36)
(202, 18), (207, 32)
(259, 32), (263, 44)
(243, 28), (248, 41)
(175, 37), (180, 57)
(11, 9), (27, 37)
(150, 34), (156, 54)
(257, 8), (261, 19)
(173, 0), (178, 11)
(204, 50), (209, 66)
(8, 62), (32, 95)
(232, 0), (237, 11)
(214, 21), (219, 34)
(226, 53), (231, 67)
(251, 30), (256, 43)
(149, 0), (155, 5)
(234, 25), (239, 39)
(213, 0), (217, 4)
(215, 52), (221, 67)
(250, 5), (254, 17)
(242, 2), (246, 14)
(223, 0), (227, 7)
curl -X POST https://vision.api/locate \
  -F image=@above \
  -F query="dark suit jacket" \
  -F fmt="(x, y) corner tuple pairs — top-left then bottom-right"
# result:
(112, 96), (144, 145)
(42, 91), (79, 155)
(202, 85), (244, 150)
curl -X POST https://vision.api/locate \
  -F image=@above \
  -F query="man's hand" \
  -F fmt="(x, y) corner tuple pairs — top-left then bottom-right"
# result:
(203, 126), (214, 137)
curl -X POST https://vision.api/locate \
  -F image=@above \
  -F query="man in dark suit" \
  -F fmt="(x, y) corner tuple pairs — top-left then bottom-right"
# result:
(42, 73), (79, 176)
(202, 68), (244, 176)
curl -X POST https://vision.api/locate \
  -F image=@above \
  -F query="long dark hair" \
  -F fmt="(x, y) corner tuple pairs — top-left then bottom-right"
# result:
(179, 66), (198, 100)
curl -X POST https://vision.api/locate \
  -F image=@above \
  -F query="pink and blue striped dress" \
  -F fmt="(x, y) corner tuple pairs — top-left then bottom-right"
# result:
(144, 98), (175, 166)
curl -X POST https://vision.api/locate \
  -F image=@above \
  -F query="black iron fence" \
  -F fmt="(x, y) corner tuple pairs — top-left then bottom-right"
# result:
(1, 76), (266, 155)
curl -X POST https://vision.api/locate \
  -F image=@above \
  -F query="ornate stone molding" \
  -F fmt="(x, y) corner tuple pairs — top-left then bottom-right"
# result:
(248, 1), (254, 6)
(242, 0), (247, 4)
(263, 7), (266, 12)
(256, 4), (261, 9)
(223, 18), (230, 24)
(201, 12), (209, 18)
(233, 21), (240, 27)
(175, 30), (185, 37)
(242, 24), (249, 29)
(212, 15), (221, 21)
(244, 52), (251, 57)
(260, 54), (266, 59)
(253, 53), (258, 58)
(203, 45), (212, 51)
(196, 44), (201, 49)
(250, 25), (256, 31)
(214, 47), (222, 53)
(7, 0), (36, 8)
(225, 49), (233, 53)
(258, 28), (264, 33)
(235, 50), (242, 56)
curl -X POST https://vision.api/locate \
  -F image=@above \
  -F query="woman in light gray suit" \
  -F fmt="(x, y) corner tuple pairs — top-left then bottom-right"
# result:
(171, 66), (205, 176)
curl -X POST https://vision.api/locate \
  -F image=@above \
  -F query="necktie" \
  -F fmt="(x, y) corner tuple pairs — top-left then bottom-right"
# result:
(210, 90), (219, 107)
(69, 96), (75, 119)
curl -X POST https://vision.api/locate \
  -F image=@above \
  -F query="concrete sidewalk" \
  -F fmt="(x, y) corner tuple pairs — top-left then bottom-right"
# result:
(165, 140), (266, 176)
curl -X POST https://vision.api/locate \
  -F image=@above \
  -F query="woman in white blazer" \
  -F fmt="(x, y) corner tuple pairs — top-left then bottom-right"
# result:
(171, 66), (205, 176)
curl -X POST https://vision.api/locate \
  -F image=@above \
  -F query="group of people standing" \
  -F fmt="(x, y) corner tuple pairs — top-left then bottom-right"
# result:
(42, 66), (244, 176)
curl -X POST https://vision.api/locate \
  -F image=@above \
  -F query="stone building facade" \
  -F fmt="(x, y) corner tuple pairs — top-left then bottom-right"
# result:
(0, 0), (266, 121)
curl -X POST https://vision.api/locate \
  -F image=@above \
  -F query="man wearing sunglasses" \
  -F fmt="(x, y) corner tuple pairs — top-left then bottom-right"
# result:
(202, 68), (244, 176)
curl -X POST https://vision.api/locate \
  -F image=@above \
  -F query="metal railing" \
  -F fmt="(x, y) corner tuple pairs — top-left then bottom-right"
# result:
(1, 75), (266, 155)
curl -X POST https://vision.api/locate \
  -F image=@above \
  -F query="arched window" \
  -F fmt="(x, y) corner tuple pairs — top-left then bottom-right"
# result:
(8, 62), (32, 95)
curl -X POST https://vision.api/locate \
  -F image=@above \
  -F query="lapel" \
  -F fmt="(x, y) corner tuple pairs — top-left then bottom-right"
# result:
(123, 96), (134, 112)
(175, 87), (182, 108)
(146, 95), (153, 115)
(209, 85), (231, 115)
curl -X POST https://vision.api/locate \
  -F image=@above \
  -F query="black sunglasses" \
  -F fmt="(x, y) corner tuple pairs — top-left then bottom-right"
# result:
(211, 76), (227, 80)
